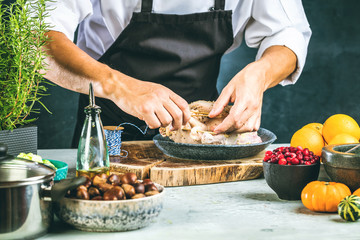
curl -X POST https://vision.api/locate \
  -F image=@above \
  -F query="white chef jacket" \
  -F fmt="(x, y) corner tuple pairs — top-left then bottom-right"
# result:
(45, 0), (311, 85)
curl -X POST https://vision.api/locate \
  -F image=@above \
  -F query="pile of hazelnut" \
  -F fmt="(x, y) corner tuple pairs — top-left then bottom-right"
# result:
(67, 173), (160, 200)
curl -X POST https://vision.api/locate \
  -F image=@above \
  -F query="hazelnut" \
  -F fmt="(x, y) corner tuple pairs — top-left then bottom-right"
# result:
(98, 173), (108, 179)
(145, 183), (158, 192)
(134, 182), (145, 194)
(131, 193), (146, 199)
(88, 187), (101, 198)
(107, 174), (121, 185)
(103, 189), (118, 200)
(76, 188), (90, 200)
(92, 175), (107, 187)
(121, 184), (136, 199)
(142, 178), (153, 186)
(77, 185), (88, 191)
(91, 195), (103, 200)
(120, 172), (137, 185)
(112, 186), (125, 200)
(98, 183), (113, 193)
(145, 190), (160, 197)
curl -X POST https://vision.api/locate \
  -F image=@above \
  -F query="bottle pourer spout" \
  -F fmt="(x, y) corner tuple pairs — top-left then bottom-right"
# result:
(89, 82), (95, 107)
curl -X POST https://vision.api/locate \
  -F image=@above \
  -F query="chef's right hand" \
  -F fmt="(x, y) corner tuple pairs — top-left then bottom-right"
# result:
(105, 72), (190, 130)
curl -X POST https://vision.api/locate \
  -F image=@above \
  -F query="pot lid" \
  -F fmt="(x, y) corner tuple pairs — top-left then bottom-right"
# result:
(0, 143), (55, 187)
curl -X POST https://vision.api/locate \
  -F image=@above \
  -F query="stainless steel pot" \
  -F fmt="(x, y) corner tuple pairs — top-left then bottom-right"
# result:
(0, 143), (85, 240)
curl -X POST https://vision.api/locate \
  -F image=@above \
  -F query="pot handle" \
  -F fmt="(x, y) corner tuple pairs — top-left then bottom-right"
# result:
(50, 176), (87, 202)
(0, 143), (13, 161)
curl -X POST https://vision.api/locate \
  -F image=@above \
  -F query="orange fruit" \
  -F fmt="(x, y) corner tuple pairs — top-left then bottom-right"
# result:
(302, 123), (323, 135)
(353, 188), (360, 196)
(290, 127), (325, 156)
(327, 133), (359, 145)
(322, 114), (360, 143)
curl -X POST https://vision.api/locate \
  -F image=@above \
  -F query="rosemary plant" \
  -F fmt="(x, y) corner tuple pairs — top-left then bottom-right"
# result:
(0, 0), (51, 130)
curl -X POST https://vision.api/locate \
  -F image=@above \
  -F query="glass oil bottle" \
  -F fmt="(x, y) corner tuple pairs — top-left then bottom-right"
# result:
(76, 82), (109, 178)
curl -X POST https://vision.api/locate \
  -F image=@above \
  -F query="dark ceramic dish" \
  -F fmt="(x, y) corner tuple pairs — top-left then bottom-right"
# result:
(263, 161), (320, 200)
(153, 128), (277, 160)
(322, 144), (360, 192)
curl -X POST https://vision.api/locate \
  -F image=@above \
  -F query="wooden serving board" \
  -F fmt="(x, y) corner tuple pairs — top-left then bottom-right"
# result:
(110, 141), (265, 187)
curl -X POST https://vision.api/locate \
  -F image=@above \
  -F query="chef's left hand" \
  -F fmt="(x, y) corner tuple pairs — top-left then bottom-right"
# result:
(208, 45), (297, 134)
(209, 61), (266, 133)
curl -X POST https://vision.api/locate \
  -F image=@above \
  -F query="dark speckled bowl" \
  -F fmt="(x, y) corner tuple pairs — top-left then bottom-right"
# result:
(322, 144), (360, 192)
(153, 128), (276, 160)
(263, 161), (320, 200)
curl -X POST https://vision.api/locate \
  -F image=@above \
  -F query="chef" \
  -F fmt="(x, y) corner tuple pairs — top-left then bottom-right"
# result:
(42, 0), (311, 144)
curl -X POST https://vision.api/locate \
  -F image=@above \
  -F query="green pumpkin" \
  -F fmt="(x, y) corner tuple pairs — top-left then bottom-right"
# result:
(338, 195), (360, 222)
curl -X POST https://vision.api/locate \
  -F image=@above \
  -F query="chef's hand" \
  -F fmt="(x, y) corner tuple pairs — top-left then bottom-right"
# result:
(43, 31), (190, 131)
(105, 72), (191, 130)
(209, 62), (265, 133)
(209, 45), (297, 133)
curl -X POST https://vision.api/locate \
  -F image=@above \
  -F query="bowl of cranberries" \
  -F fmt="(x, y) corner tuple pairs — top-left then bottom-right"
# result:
(263, 146), (320, 200)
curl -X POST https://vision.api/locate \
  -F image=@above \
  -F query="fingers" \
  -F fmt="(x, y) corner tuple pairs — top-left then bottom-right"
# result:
(209, 86), (233, 118)
(163, 100), (184, 130)
(137, 92), (189, 130)
(169, 94), (190, 126)
(213, 102), (262, 134)
(213, 102), (249, 133)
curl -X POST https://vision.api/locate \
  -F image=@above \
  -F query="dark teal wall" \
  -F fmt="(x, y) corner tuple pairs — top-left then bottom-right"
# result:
(31, 0), (360, 148)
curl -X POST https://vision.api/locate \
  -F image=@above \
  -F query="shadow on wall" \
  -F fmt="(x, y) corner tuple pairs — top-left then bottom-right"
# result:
(35, 0), (360, 148)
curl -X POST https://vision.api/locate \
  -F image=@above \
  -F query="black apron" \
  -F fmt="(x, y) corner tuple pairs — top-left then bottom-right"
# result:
(73, 0), (234, 146)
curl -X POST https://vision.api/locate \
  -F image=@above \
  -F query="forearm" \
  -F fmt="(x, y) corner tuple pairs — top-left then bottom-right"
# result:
(43, 30), (190, 129)
(256, 45), (297, 89)
(43, 30), (129, 99)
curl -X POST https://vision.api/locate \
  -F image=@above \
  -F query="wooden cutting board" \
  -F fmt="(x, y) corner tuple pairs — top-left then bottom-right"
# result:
(110, 141), (265, 186)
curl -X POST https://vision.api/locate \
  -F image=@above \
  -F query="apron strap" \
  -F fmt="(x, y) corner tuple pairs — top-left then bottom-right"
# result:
(214, 0), (225, 10)
(141, 0), (226, 13)
(141, 0), (153, 13)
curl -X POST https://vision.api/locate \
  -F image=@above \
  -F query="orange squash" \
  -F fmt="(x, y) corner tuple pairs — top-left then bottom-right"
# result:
(301, 181), (351, 212)
(353, 188), (360, 197)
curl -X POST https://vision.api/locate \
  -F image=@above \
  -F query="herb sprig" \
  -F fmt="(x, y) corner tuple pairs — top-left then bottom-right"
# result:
(0, 0), (51, 130)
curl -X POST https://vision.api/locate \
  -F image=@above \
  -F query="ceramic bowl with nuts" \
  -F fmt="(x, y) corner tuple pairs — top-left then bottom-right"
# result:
(54, 173), (165, 232)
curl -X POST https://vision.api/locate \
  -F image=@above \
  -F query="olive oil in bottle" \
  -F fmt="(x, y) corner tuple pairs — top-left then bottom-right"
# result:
(76, 168), (110, 178)
(76, 83), (109, 177)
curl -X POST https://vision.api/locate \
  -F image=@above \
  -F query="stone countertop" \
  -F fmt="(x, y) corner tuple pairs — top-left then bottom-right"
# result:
(38, 145), (360, 240)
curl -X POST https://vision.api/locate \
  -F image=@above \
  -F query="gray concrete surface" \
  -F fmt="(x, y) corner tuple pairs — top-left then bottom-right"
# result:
(37, 145), (360, 240)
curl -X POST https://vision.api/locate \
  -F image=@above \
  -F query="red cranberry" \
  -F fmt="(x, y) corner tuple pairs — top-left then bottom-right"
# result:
(265, 151), (273, 156)
(291, 158), (300, 165)
(304, 156), (310, 161)
(278, 158), (287, 165)
(297, 153), (303, 160)
(303, 148), (310, 156)
(305, 161), (312, 165)
(297, 146), (303, 151)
